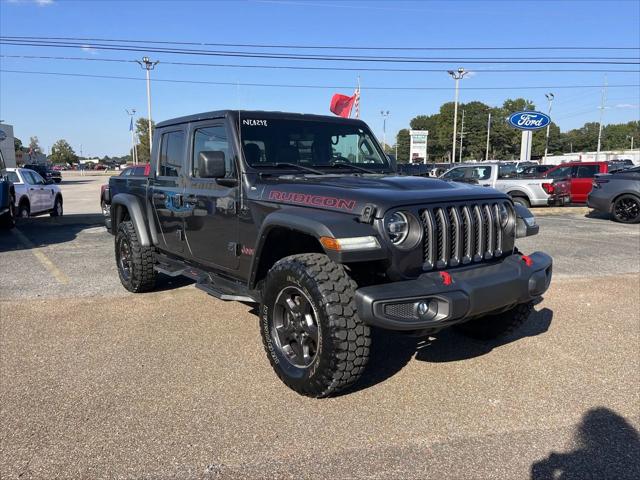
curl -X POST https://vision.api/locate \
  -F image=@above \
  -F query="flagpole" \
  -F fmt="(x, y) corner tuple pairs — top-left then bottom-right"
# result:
(356, 75), (361, 119)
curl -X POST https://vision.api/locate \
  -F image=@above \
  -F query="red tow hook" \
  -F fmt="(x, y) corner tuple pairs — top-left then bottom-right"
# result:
(439, 271), (452, 286)
(521, 255), (533, 267)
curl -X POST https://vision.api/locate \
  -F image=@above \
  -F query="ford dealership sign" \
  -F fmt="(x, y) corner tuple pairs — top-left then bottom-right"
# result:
(508, 111), (551, 131)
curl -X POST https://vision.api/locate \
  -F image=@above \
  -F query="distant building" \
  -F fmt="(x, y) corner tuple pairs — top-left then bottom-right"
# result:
(0, 123), (16, 168)
(542, 149), (639, 165)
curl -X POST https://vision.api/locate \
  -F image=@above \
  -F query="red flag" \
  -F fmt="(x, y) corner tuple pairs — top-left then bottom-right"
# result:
(330, 93), (356, 118)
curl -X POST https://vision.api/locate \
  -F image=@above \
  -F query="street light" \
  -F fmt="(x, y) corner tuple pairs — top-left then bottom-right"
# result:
(543, 93), (555, 162)
(448, 68), (467, 163)
(136, 57), (159, 155)
(380, 110), (390, 151)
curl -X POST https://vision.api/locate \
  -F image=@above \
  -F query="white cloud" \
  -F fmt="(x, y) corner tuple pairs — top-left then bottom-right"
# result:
(615, 103), (639, 109)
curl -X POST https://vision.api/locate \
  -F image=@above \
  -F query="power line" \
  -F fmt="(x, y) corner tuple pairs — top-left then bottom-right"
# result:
(2, 54), (639, 74)
(2, 40), (639, 64)
(2, 68), (639, 91)
(3, 36), (639, 51)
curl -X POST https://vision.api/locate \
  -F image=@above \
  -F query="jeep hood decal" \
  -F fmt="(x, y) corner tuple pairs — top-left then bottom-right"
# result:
(257, 175), (507, 215)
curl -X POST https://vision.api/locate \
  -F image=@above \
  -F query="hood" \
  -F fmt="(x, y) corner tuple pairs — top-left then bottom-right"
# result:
(255, 174), (508, 216)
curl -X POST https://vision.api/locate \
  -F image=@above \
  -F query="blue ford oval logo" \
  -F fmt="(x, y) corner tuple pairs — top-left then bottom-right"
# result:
(508, 111), (551, 131)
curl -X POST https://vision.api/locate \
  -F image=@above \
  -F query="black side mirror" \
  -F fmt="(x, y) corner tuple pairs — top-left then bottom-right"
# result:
(198, 151), (226, 178)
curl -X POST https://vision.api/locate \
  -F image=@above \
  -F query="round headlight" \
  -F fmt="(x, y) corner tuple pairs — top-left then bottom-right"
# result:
(386, 211), (409, 245)
(498, 203), (510, 228)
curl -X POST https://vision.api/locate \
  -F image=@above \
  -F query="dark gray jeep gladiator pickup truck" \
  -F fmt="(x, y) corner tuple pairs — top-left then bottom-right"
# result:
(107, 110), (552, 397)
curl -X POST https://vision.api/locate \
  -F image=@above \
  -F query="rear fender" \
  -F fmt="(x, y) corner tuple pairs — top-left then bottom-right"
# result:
(111, 193), (153, 247)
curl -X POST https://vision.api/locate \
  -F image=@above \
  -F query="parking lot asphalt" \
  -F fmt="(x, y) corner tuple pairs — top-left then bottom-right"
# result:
(1, 177), (639, 479)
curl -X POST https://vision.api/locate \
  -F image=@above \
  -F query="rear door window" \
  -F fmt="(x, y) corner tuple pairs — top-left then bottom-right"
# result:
(573, 165), (600, 178)
(547, 165), (572, 179)
(158, 130), (186, 177)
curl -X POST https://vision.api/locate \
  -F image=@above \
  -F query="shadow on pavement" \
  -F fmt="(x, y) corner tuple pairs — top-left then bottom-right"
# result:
(344, 307), (552, 395)
(531, 407), (640, 480)
(0, 213), (106, 252)
(584, 209), (614, 222)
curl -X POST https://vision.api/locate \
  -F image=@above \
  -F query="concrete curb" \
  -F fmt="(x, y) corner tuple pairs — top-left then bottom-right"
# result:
(532, 206), (591, 216)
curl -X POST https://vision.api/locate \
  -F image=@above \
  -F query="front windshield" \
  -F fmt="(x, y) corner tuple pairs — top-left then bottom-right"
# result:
(239, 118), (390, 172)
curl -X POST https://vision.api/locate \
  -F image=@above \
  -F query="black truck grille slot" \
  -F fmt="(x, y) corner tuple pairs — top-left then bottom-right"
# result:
(420, 202), (509, 270)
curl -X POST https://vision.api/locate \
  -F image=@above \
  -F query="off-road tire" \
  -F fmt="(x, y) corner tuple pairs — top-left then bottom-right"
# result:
(115, 220), (156, 293)
(260, 253), (370, 397)
(454, 301), (534, 340)
(50, 196), (63, 217)
(0, 193), (15, 229)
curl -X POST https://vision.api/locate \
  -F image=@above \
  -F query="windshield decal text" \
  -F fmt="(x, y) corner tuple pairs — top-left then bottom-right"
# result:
(268, 190), (356, 211)
(242, 119), (268, 127)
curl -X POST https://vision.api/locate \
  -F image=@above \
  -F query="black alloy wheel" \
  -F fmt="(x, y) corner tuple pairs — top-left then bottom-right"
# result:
(272, 286), (320, 368)
(117, 235), (133, 282)
(612, 195), (640, 224)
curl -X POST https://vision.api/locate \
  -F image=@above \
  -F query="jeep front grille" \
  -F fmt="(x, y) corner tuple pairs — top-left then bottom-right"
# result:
(420, 202), (511, 270)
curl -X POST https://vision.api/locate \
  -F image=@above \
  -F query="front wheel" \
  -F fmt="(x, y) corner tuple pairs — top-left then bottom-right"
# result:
(612, 194), (640, 224)
(454, 302), (534, 340)
(260, 253), (370, 397)
(115, 220), (157, 293)
(17, 202), (30, 219)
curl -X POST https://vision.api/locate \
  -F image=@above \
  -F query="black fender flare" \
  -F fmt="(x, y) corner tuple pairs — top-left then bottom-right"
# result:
(111, 193), (153, 247)
(248, 206), (387, 287)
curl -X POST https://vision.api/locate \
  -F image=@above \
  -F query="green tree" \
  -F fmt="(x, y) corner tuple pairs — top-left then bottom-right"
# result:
(28, 136), (42, 154)
(395, 129), (410, 163)
(133, 118), (155, 163)
(49, 139), (78, 166)
(14, 137), (23, 153)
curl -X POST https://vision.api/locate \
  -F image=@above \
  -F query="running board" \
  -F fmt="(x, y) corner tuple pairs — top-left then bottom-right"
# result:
(154, 253), (259, 304)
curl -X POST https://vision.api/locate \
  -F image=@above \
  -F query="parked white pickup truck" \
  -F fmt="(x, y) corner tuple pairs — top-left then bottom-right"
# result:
(440, 162), (553, 207)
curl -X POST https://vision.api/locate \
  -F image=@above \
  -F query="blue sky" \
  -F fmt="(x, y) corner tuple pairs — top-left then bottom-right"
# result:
(1, 0), (639, 157)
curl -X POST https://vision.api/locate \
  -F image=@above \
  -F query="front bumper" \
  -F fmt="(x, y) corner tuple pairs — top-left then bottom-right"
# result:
(355, 252), (553, 331)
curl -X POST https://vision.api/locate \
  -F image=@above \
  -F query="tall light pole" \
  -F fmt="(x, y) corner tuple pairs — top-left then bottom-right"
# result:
(543, 93), (554, 162)
(380, 110), (390, 151)
(458, 109), (465, 163)
(485, 111), (492, 161)
(126, 108), (137, 164)
(137, 57), (159, 155)
(627, 135), (634, 150)
(596, 75), (608, 161)
(448, 68), (467, 163)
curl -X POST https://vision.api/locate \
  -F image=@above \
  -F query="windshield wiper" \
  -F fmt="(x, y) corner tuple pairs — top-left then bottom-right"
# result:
(254, 163), (325, 175)
(326, 162), (378, 174)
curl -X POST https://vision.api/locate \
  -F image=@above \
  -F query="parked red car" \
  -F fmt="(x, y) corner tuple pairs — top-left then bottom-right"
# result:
(544, 161), (617, 204)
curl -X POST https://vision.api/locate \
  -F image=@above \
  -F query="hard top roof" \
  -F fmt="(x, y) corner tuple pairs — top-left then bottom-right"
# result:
(156, 110), (368, 129)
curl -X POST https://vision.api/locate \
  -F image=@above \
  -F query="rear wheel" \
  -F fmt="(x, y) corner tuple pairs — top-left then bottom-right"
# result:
(260, 253), (370, 397)
(115, 220), (157, 293)
(455, 302), (534, 340)
(50, 196), (63, 217)
(612, 194), (640, 224)
(510, 195), (530, 208)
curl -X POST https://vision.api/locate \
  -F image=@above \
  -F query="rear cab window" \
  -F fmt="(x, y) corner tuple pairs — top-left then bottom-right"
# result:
(572, 165), (600, 178)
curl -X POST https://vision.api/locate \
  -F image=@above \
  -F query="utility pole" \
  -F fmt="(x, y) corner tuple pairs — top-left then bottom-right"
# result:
(627, 135), (634, 150)
(380, 110), (390, 151)
(485, 111), (491, 161)
(394, 143), (398, 160)
(137, 57), (159, 155)
(458, 109), (465, 163)
(543, 93), (554, 162)
(448, 67), (467, 163)
(126, 108), (137, 165)
(596, 75), (607, 161)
